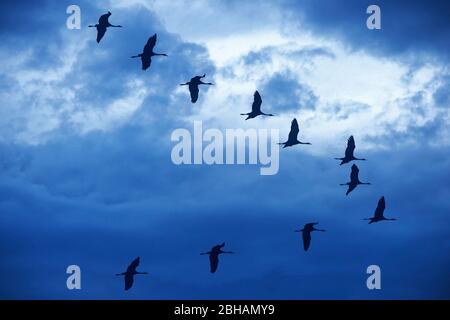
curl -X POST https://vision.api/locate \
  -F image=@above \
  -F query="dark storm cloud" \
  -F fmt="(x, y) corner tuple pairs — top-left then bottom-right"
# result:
(261, 72), (318, 112)
(1, 128), (449, 299)
(283, 0), (450, 62)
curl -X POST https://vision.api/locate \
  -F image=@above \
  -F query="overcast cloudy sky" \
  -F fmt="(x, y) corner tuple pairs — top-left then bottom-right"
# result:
(0, 0), (449, 299)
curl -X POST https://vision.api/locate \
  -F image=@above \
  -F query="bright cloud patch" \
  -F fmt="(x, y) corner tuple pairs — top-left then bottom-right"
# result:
(191, 32), (448, 153)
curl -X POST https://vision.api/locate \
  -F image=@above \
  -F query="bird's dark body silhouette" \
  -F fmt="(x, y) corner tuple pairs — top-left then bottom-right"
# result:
(131, 34), (167, 70)
(200, 243), (233, 273)
(335, 136), (366, 165)
(88, 11), (122, 43)
(295, 223), (325, 251)
(279, 118), (311, 148)
(180, 74), (213, 103)
(240, 91), (274, 120)
(364, 196), (397, 224)
(340, 164), (371, 195)
(116, 257), (148, 291)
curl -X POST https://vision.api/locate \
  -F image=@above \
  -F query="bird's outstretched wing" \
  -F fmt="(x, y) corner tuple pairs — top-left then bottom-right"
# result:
(209, 254), (219, 273)
(344, 136), (356, 158)
(346, 184), (357, 195)
(350, 164), (359, 182)
(288, 119), (299, 142)
(302, 231), (311, 251)
(124, 273), (134, 290)
(142, 56), (152, 70)
(143, 34), (157, 55)
(126, 257), (140, 273)
(98, 12), (110, 25)
(304, 222), (318, 230)
(374, 196), (385, 219)
(96, 25), (107, 43)
(189, 83), (199, 103)
(251, 91), (262, 113)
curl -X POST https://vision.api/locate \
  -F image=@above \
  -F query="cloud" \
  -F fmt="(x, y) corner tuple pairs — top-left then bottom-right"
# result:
(260, 71), (318, 112)
(282, 0), (450, 62)
(188, 31), (448, 155)
(0, 1), (215, 145)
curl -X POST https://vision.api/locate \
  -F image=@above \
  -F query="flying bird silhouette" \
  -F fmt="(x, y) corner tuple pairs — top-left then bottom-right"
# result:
(115, 257), (148, 291)
(200, 243), (234, 273)
(335, 136), (366, 165)
(279, 118), (311, 148)
(364, 196), (397, 224)
(180, 74), (213, 103)
(131, 34), (168, 70)
(240, 91), (274, 120)
(295, 223), (325, 251)
(340, 164), (371, 195)
(88, 11), (122, 43)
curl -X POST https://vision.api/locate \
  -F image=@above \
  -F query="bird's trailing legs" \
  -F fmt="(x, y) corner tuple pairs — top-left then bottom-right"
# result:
(334, 157), (367, 165)
(294, 228), (326, 233)
(131, 53), (167, 58)
(278, 141), (311, 148)
(88, 24), (122, 28)
(240, 112), (275, 119)
(199, 74), (214, 85)
(363, 217), (397, 224)
(339, 181), (371, 186)
(200, 250), (234, 255)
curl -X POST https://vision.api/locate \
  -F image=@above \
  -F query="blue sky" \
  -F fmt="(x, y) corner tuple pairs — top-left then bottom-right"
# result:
(0, 0), (449, 299)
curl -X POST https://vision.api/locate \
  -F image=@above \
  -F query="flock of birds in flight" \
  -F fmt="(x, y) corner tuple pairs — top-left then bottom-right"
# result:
(90, 12), (398, 291)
